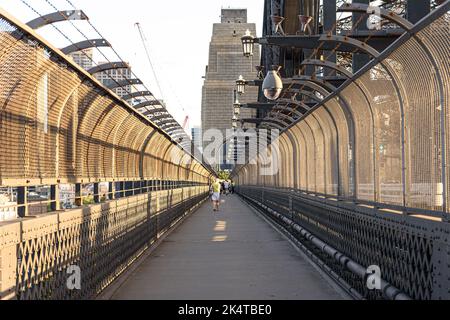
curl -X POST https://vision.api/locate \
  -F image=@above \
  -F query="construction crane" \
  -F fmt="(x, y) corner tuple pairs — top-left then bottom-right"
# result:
(135, 22), (190, 134)
(182, 115), (189, 131)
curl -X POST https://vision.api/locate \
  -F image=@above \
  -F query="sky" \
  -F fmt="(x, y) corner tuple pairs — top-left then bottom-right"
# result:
(0, 0), (264, 131)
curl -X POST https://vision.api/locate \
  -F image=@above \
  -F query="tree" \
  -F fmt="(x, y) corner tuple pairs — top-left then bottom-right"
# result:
(218, 170), (230, 180)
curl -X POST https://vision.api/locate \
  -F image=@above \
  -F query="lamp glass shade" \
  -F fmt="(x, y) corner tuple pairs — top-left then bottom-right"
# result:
(241, 29), (254, 57)
(236, 75), (246, 94)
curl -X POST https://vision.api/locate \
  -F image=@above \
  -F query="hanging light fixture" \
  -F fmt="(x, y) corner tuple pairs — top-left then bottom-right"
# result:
(262, 65), (283, 100)
(236, 75), (246, 95)
(241, 29), (255, 57)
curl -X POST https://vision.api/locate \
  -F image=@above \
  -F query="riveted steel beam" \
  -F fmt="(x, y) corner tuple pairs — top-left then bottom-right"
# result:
(319, 34), (380, 58)
(337, 2), (414, 31)
(87, 61), (129, 75)
(134, 100), (162, 109)
(121, 91), (153, 101)
(61, 38), (110, 54)
(27, 10), (88, 29)
(301, 59), (354, 78)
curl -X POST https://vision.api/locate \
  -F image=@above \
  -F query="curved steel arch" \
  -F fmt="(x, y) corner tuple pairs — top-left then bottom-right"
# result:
(290, 79), (332, 97)
(318, 34), (380, 58)
(271, 104), (304, 118)
(337, 3), (414, 31)
(61, 39), (111, 55)
(121, 91), (153, 101)
(295, 76), (339, 92)
(87, 62), (129, 75)
(107, 78), (143, 90)
(26, 10), (88, 29)
(301, 59), (354, 78)
(134, 100), (163, 109)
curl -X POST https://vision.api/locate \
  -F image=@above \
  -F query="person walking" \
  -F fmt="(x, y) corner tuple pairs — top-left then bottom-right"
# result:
(211, 179), (221, 212)
(223, 180), (230, 196)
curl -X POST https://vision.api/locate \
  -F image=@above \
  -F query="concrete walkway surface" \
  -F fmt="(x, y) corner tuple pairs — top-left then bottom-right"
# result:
(110, 194), (343, 300)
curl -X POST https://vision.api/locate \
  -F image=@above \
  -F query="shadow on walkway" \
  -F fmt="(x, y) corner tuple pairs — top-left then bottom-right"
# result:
(111, 195), (343, 300)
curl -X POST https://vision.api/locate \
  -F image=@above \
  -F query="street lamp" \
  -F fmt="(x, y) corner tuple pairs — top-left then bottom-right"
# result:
(236, 75), (246, 94)
(241, 29), (255, 57)
(262, 65), (283, 100)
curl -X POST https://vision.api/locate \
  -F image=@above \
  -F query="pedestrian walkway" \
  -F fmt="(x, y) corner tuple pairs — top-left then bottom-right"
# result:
(110, 195), (344, 300)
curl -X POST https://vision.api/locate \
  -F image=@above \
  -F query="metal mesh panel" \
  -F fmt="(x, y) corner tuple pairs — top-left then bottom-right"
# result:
(418, 15), (450, 212)
(324, 98), (351, 197)
(340, 84), (375, 201)
(0, 14), (211, 186)
(304, 116), (326, 193)
(356, 64), (403, 205)
(313, 108), (339, 195)
(239, 186), (449, 300)
(387, 35), (443, 210)
(7, 187), (209, 300)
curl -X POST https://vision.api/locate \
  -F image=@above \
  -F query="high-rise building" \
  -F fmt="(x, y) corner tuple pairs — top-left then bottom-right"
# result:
(68, 48), (93, 71)
(191, 126), (203, 154)
(201, 8), (260, 168)
(94, 62), (133, 104)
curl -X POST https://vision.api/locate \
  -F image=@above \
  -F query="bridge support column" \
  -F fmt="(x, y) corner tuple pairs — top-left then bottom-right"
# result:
(17, 186), (28, 217)
(93, 183), (100, 203)
(125, 182), (134, 197)
(75, 183), (82, 207)
(108, 182), (115, 200)
(50, 185), (60, 211)
(352, 0), (370, 72)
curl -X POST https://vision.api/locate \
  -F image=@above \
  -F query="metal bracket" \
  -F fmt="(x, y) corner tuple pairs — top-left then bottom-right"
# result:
(61, 38), (110, 54)
(87, 61), (129, 75)
(121, 91), (153, 101)
(27, 10), (88, 29)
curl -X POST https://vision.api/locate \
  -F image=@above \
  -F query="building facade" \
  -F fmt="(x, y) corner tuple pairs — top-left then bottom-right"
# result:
(68, 48), (93, 71)
(201, 8), (260, 168)
(94, 62), (133, 104)
(191, 126), (203, 154)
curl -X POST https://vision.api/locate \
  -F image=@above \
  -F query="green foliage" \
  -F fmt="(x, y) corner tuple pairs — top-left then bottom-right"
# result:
(217, 170), (230, 180)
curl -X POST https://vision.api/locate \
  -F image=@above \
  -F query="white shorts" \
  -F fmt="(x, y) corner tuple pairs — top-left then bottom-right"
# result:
(211, 192), (220, 201)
